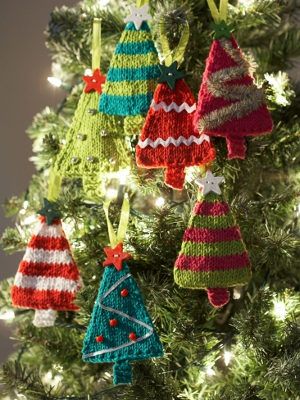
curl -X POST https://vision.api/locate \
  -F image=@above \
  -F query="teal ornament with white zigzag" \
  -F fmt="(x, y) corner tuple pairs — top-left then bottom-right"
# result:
(82, 260), (163, 385)
(99, 22), (160, 116)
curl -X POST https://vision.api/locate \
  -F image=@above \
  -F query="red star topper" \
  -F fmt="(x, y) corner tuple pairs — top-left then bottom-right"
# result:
(103, 243), (131, 271)
(83, 68), (106, 94)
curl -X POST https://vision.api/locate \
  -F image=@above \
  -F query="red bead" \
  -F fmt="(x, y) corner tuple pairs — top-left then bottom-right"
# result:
(129, 332), (137, 341)
(95, 335), (104, 343)
(109, 319), (118, 327)
(121, 288), (129, 297)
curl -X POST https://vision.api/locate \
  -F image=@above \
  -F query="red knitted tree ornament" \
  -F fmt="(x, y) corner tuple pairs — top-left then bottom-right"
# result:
(194, 35), (273, 159)
(136, 79), (216, 190)
(11, 216), (81, 327)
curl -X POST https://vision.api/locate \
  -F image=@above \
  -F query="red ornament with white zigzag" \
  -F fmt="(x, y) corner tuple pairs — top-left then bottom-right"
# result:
(136, 79), (215, 190)
(11, 216), (81, 327)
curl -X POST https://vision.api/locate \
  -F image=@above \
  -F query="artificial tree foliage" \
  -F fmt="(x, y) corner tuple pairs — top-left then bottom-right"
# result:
(1, 0), (300, 399)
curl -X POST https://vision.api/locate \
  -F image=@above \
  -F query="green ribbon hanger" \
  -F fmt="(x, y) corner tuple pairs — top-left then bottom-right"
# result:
(47, 168), (62, 202)
(92, 18), (102, 71)
(136, 0), (149, 7)
(103, 195), (130, 248)
(159, 21), (190, 67)
(207, 0), (228, 23)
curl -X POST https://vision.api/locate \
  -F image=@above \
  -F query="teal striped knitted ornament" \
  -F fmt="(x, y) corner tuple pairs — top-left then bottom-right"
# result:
(174, 171), (251, 308)
(82, 197), (163, 385)
(99, 3), (159, 119)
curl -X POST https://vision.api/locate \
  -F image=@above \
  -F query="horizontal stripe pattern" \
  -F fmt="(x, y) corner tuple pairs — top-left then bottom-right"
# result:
(125, 21), (150, 32)
(99, 93), (154, 116)
(18, 260), (79, 280)
(110, 53), (158, 69)
(28, 235), (70, 251)
(115, 41), (156, 55)
(14, 272), (80, 293)
(23, 248), (74, 265)
(174, 267), (251, 289)
(107, 66), (160, 82)
(11, 286), (79, 310)
(191, 214), (236, 229)
(193, 201), (230, 216)
(181, 240), (246, 257)
(183, 227), (243, 243)
(175, 252), (250, 272)
(35, 222), (64, 238)
(102, 79), (157, 96)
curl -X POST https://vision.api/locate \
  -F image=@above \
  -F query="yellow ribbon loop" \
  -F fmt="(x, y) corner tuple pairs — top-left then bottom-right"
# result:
(92, 18), (101, 71)
(136, 0), (149, 6)
(103, 195), (130, 248)
(47, 167), (62, 202)
(207, 0), (228, 23)
(160, 22), (190, 67)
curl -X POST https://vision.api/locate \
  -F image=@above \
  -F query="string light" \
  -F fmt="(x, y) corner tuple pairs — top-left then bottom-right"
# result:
(155, 197), (165, 208)
(265, 72), (291, 107)
(84, 68), (93, 76)
(0, 310), (15, 321)
(106, 188), (118, 200)
(223, 350), (233, 366)
(47, 76), (62, 88)
(42, 371), (63, 388)
(273, 300), (286, 321)
(233, 287), (242, 299)
(98, 0), (110, 6)
(205, 366), (216, 377)
(239, 0), (255, 8)
(118, 168), (130, 185)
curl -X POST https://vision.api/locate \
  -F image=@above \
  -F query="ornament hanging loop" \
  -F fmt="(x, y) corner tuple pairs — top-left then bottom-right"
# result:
(207, 0), (228, 23)
(159, 20), (190, 67)
(136, 0), (149, 6)
(92, 18), (102, 71)
(103, 195), (130, 248)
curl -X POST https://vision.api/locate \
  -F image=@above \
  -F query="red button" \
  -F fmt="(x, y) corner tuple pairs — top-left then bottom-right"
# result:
(121, 289), (129, 297)
(95, 335), (104, 343)
(109, 319), (118, 327)
(129, 332), (137, 341)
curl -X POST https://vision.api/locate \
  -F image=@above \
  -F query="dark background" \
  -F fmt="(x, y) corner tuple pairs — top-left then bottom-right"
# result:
(0, 0), (77, 364)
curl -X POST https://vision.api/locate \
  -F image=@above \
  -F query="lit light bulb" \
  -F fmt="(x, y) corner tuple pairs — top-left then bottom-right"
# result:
(47, 76), (62, 88)
(106, 188), (118, 200)
(118, 168), (130, 185)
(205, 366), (216, 377)
(273, 300), (286, 321)
(224, 350), (233, 366)
(84, 68), (93, 76)
(155, 197), (165, 208)
(239, 0), (255, 8)
(98, 0), (110, 6)
(0, 310), (15, 320)
(233, 287), (242, 299)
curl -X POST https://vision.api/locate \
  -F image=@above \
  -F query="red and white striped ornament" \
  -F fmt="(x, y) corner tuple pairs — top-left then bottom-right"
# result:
(11, 216), (81, 327)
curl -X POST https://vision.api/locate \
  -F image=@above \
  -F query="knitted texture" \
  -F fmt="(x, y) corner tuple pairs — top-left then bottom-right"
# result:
(136, 79), (216, 190)
(194, 36), (273, 159)
(54, 89), (128, 197)
(99, 22), (160, 116)
(82, 261), (163, 385)
(11, 216), (81, 324)
(174, 191), (251, 307)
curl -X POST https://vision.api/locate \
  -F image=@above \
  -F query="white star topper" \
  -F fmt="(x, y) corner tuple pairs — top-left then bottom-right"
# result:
(195, 171), (224, 195)
(124, 4), (151, 30)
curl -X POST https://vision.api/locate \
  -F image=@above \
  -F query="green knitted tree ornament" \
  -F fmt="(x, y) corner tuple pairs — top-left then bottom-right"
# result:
(124, 115), (145, 136)
(174, 171), (251, 308)
(54, 90), (129, 196)
(82, 255), (163, 385)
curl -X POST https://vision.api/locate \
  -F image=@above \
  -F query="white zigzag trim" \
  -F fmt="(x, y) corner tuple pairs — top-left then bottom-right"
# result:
(14, 272), (80, 293)
(138, 134), (210, 149)
(151, 100), (196, 114)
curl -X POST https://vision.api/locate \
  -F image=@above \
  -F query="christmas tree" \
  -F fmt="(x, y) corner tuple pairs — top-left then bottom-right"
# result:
(1, 1), (300, 399)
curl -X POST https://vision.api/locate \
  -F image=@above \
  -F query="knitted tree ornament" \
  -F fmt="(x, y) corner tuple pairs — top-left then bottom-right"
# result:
(11, 213), (81, 327)
(194, 14), (273, 159)
(98, 18), (160, 117)
(174, 171), (251, 307)
(82, 198), (163, 385)
(136, 78), (216, 190)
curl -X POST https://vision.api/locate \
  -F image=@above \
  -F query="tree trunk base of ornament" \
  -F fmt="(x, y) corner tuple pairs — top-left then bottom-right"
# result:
(113, 361), (132, 385)
(33, 309), (57, 327)
(207, 288), (230, 308)
(226, 136), (246, 160)
(164, 167), (185, 190)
